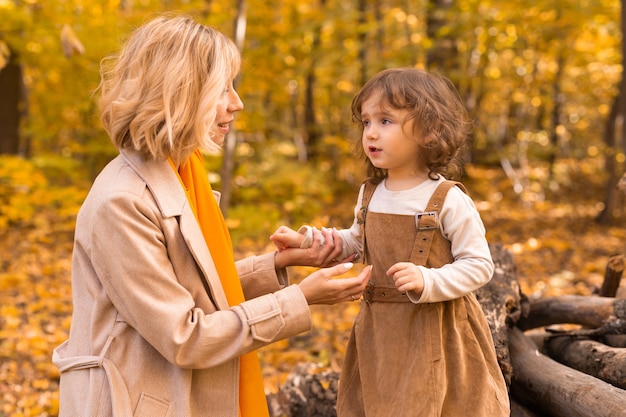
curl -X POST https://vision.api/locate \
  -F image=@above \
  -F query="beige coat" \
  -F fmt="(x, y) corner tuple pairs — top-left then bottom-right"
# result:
(53, 150), (312, 417)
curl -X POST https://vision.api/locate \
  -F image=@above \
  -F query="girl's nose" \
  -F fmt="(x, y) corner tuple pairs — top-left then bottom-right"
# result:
(365, 127), (377, 140)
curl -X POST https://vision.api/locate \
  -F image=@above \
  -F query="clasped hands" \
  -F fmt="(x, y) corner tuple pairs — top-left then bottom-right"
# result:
(271, 226), (368, 305)
(272, 225), (423, 301)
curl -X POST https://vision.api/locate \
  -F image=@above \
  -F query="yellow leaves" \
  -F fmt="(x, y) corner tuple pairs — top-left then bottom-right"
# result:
(0, 157), (78, 416)
(0, 266), (70, 416)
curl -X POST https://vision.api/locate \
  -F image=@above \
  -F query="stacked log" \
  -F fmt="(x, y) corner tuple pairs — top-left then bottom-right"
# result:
(510, 253), (626, 416)
(268, 247), (626, 417)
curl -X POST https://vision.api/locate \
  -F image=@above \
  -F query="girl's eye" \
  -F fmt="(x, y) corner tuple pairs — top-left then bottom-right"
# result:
(362, 120), (371, 127)
(382, 119), (392, 125)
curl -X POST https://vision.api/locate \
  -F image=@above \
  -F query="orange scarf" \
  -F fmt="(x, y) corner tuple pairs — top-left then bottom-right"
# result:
(170, 150), (269, 417)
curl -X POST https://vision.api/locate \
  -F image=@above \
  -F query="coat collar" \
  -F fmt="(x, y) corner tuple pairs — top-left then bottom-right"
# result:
(119, 149), (187, 218)
(118, 149), (230, 309)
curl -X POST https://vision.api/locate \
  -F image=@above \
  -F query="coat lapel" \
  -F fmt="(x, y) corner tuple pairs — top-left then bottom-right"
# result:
(119, 150), (230, 310)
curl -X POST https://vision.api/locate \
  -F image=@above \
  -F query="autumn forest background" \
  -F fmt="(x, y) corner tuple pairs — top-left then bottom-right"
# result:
(1, 0), (625, 415)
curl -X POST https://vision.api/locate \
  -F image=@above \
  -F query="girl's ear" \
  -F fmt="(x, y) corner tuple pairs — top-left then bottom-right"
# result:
(420, 132), (434, 146)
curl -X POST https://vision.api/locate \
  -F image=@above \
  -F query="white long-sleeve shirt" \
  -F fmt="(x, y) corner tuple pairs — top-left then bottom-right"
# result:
(301, 176), (494, 303)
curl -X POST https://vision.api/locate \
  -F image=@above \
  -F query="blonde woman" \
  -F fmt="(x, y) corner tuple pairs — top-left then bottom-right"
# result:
(52, 15), (369, 417)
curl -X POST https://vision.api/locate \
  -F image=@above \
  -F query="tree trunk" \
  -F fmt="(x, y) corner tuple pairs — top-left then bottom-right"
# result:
(0, 58), (23, 155)
(597, 0), (626, 225)
(509, 327), (626, 417)
(475, 243), (528, 385)
(218, 0), (247, 215)
(426, 0), (456, 71)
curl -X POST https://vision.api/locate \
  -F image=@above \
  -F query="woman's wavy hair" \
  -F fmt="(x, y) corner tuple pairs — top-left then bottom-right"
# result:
(98, 14), (241, 165)
(351, 68), (472, 183)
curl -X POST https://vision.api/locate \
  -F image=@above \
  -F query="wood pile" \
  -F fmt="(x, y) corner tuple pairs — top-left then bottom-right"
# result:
(267, 245), (626, 417)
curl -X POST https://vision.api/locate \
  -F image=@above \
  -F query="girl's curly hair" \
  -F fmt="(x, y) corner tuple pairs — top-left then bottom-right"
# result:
(351, 68), (472, 183)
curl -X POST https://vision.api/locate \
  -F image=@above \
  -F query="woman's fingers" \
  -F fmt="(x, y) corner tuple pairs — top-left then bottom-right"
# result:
(299, 264), (371, 305)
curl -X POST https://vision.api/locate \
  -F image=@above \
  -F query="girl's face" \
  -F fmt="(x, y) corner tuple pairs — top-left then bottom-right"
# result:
(360, 94), (425, 180)
(211, 81), (244, 146)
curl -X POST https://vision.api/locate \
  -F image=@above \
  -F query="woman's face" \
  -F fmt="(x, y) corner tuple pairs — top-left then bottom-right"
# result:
(211, 81), (244, 146)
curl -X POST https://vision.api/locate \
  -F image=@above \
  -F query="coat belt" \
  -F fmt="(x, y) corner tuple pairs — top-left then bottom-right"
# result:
(52, 336), (133, 416)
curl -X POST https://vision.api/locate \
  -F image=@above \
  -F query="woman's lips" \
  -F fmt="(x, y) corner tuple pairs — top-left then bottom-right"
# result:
(217, 121), (232, 134)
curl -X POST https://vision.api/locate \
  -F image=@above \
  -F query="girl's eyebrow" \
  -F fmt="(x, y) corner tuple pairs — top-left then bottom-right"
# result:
(361, 107), (395, 118)
(365, 110), (395, 119)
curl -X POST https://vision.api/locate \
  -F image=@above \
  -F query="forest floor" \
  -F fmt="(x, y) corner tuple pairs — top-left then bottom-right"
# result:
(0, 162), (624, 416)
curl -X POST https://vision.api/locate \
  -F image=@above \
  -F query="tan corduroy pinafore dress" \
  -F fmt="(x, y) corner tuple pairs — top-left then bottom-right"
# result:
(336, 180), (509, 417)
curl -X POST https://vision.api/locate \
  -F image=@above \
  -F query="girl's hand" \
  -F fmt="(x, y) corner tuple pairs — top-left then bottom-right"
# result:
(270, 226), (303, 251)
(275, 228), (354, 268)
(387, 262), (424, 298)
(299, 263), (371, 305)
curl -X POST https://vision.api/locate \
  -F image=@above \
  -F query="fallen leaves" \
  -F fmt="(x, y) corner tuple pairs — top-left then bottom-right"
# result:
(0, 160), (623, 415)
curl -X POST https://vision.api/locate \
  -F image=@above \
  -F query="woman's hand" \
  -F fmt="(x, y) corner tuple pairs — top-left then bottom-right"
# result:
(275, 227), (354, 268)
(298, 263), (371, 305)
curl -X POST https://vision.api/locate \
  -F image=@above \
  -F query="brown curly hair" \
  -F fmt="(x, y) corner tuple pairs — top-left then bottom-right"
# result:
(351, 68), (472, 183)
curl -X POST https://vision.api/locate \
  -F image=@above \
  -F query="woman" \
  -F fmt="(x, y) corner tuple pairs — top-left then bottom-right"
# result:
(52, 14), (369, 417)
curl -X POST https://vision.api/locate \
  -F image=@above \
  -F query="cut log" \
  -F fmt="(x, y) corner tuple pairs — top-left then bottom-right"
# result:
(544, 335), (626, 389)
(510, 399), (544, 417)
(599, 254), (625, 297)
(604, 334), (626, 348)
(509, 327), (626, 417)
(267, 363), (339, 417)
(475, 243), (528, 385)
(517, 295), (626, 331)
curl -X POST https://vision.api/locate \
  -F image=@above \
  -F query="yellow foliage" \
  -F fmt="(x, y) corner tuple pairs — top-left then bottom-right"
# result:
(0, 148), (624, 417)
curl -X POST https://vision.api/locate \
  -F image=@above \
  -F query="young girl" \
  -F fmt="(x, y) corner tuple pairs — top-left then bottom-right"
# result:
(271, 68), (510, 416)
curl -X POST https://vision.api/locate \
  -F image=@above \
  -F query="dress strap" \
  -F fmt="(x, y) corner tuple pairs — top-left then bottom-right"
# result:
(357, 179), (377, 265)
(409, 180), (466, 266)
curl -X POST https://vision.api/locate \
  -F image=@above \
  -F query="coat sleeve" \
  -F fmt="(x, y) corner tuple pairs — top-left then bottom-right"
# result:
(90, 190), (311, 369)
(236, 252), (288, 300)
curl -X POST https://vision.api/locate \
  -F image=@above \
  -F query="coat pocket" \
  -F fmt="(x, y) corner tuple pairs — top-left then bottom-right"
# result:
(134, 392), (170, 417)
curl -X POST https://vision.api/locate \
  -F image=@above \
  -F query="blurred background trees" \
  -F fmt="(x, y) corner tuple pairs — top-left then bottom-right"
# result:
(1, 2), (625, 415)
(0, 0), (624, 235)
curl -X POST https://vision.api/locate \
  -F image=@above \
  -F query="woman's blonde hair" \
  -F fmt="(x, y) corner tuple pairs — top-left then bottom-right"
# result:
(352, 68), (472, 182)
(98, 14), (241, 165)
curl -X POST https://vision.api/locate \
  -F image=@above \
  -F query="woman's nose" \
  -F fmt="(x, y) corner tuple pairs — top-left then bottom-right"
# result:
(229, 89), (244, 112)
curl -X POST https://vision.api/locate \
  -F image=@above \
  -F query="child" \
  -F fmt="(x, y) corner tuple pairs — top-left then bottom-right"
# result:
(271, 68), (510, 416)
